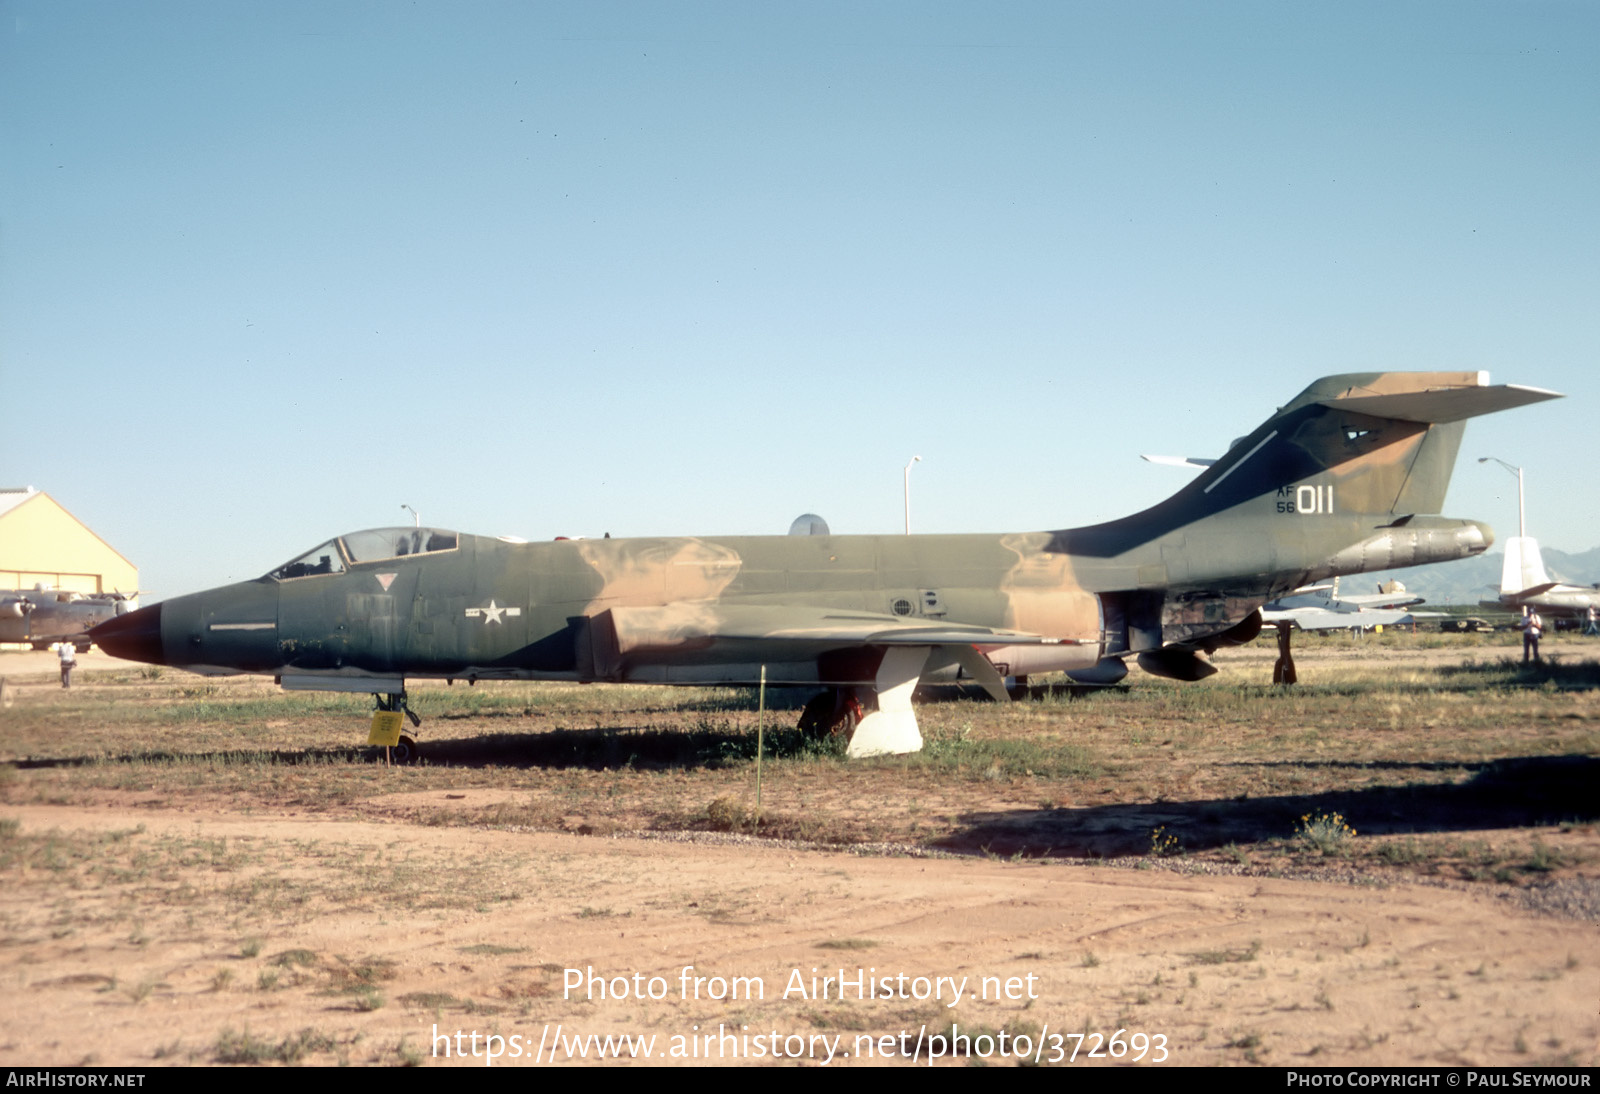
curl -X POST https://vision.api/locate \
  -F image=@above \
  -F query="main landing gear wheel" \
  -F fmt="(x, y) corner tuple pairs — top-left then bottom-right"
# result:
(797, 688), (864, 742)
(389, 735), (420, 765)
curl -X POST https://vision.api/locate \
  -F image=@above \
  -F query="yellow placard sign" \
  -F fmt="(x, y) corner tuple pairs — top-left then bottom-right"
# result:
(368, 711), (404, 746)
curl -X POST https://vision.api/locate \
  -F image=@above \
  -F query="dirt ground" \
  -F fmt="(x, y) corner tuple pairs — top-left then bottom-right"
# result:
(0, 648), (1596, 1068)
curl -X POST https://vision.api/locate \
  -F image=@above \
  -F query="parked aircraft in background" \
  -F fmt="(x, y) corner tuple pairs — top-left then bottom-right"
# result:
(1261, 577), (1440, 632)
(93, 371), (1558, 760)
(1, 588), (138, 651)
(1480, 537), (1600, 620)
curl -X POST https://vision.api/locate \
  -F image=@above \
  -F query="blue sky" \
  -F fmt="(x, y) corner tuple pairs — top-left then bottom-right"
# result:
(3, 1), (1595, 598)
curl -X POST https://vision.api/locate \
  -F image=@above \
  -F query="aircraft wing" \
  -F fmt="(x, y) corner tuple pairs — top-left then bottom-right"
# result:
(1337, 593), (1425, 609)
(588, 604), (1088, 703)
(1261, 608), (1416, 631)
(599, 603), (1081, 651)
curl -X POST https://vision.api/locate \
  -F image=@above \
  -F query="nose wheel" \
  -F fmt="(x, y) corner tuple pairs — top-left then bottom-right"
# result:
(372, 691), (423, 764)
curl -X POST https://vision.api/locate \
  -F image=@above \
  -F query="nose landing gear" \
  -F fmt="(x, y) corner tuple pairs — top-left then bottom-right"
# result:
(372, 691), (423, 763)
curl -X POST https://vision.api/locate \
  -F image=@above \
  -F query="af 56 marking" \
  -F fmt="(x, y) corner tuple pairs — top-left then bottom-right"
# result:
(1278, 484), (1335, 515)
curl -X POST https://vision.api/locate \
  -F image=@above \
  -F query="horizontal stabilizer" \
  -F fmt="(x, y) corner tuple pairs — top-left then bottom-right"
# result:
(1319, 383), (1562, 424)
(1141, 454), (1217, 468)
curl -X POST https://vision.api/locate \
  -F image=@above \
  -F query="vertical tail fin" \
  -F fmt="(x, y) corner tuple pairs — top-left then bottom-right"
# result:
(1057, 372), (1561, 560)
(1214, 371), (1567, 519)
(1501, 536), (1551, 595)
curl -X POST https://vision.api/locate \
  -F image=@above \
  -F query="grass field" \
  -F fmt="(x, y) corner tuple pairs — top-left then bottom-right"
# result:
(4, 634), (1597, 890)
(1, 635), (1596, 1067)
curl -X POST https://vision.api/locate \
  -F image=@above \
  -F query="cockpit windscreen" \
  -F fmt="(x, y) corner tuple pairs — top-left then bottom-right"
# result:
(268, 528), (459, 579)
(342, 528), (458, 562)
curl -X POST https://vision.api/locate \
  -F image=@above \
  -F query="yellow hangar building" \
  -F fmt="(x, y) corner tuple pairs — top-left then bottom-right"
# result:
(0, 487), (138, 596)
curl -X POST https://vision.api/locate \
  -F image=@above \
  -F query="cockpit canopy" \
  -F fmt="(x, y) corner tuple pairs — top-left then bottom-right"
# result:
(268, 528), (460, 580)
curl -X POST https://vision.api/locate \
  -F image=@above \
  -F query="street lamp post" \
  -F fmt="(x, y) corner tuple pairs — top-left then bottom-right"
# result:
(401, 504), (420, 529)
(1477, 457), (1525, 539)
(903, 456), (922, 534)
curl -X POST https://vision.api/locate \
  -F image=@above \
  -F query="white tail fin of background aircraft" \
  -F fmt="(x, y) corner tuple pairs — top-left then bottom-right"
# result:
(1483, 534), (1600, 621)
(1500, 536), (1552, 595)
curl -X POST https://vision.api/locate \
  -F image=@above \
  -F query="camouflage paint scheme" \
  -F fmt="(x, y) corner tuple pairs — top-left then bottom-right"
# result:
(93, 372), (1560, 757)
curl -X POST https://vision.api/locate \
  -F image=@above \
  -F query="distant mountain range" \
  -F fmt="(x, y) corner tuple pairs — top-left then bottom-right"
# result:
(1342, 544), (1600, 607)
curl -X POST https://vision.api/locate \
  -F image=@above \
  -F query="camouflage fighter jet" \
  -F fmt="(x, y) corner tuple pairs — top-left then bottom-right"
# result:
(1, 588), (139, 652)
(92, 371), (1559, 761)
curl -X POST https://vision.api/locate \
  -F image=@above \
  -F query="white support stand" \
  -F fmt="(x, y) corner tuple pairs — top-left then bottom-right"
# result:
(847, 645), (929, 758)
(950, 644), (1012, 703)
